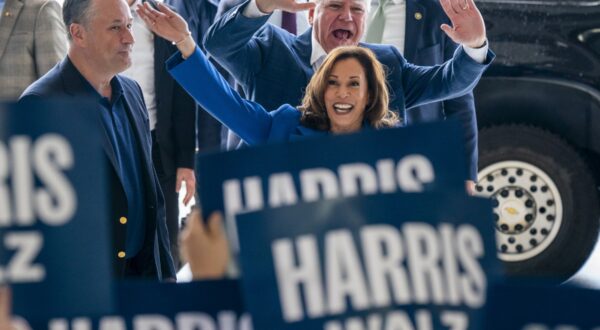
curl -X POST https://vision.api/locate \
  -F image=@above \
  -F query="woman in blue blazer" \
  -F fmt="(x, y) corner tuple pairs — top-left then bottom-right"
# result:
(137, 2), (491, 146)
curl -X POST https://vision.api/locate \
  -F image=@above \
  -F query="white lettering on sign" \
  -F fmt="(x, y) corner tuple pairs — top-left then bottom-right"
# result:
(0, 231), (45, 283)
(46, 312), (253, 330)
(223, 156), (435, 250)
(323, 310), (469, 330)
(272, 223), (485, 322)
(0, 134), (76, 227)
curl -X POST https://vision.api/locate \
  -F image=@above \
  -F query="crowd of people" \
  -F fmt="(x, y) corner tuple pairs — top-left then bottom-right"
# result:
(0, 0), (492, 322)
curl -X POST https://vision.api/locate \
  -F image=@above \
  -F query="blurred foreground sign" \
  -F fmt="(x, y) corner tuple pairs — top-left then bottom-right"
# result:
(236, 192), (500, 329)
(484, 283), (600, 330)
(196, 121), (467, 252)
(22, 280), (250, 330)
(0, 100), (113, 319)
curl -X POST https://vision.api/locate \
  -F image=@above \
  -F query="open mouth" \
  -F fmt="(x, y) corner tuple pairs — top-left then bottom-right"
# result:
(332, 29), (353, 41)
(333, 103), (354, 114)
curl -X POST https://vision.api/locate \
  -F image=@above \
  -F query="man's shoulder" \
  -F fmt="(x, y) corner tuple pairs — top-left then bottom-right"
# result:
(23, 0), (60, 11)
(362, 43), (401, 60)
(19, 61), (64, 99)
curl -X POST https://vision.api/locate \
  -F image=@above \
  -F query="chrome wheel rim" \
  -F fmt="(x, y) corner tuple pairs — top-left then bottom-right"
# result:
(476, 161), (563, 261)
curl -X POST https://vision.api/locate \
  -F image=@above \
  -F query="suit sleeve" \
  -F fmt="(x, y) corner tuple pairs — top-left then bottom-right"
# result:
(33, 0), (67, 79)
(167, 47), (275, 146)
(441, 38), (479, 181)
(397, 46), (493, 111)
(203, 0), (272, 85)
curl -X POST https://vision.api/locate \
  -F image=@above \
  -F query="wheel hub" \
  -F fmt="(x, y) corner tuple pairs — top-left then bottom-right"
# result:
(476, 161), (563, 262)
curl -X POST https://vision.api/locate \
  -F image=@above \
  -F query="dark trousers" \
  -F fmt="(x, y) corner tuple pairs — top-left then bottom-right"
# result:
(151, 131), (181, 270)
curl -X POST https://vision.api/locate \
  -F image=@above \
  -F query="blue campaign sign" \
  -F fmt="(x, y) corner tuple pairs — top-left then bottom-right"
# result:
(484, 282), (600, 329)
(236, 192), (501, 330)
(23, 280), (251, 329)
(196, 121), (467, 252)
(0, 100), (113, 319)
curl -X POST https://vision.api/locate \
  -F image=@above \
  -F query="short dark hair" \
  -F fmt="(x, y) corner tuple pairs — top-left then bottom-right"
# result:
(62, 0), (95, 40)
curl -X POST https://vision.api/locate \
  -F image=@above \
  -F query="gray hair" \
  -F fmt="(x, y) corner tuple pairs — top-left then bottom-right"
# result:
(62, 0), (95, 40)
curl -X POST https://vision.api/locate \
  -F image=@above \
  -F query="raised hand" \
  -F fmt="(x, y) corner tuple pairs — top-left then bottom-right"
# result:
(439, 0), (487, 48)
(136, 2), (191, 44)
(256, 0), (315, 15)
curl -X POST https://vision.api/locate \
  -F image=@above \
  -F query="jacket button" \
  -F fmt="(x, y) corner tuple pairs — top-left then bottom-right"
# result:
(118, 251), (126, 259)
(119, 217), (127, 224)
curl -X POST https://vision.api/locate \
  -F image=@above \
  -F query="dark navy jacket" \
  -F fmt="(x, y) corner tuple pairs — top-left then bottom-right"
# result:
(20, 57), (176, 280)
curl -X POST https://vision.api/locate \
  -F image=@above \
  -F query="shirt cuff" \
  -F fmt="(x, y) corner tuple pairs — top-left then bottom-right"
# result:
(462, 40), (488, 64)
(243, 0), (271, 17)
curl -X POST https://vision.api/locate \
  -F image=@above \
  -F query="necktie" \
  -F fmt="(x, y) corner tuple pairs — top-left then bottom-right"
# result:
(281, 11), (297, 35)
(365, 0), (388, 44)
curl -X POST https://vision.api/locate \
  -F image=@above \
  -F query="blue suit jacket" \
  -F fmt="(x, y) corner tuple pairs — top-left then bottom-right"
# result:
(402, 0), (478, 180)
(167, 46), (491, 147)
(19, 57), (176, 280)
(204, 0), (485, 178)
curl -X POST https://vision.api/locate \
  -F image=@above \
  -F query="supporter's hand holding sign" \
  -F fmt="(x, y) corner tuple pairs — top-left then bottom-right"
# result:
(181, 209), (229, 280)
(0, 287), (12, 330)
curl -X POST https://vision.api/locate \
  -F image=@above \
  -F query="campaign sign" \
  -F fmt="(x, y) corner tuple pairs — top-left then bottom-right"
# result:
(22, 280), (251, 330)
(0, 100), (113, 319)
(484, 282), (600, 329)
(196, 121), (467, 252)
(236, 192), (501, 330)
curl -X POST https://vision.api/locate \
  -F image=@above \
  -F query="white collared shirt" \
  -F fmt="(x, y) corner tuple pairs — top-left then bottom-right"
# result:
(365, 0), (406, 53)
(122, 0), (157, 130)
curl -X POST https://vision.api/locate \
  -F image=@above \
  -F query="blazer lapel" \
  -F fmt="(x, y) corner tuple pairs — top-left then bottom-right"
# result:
(0, 0), (23, 60)
(120, 78), (153, 183)
(292, 28), (315, 82)
(59, 58), (122, 182)
(404, 0), (425, 62)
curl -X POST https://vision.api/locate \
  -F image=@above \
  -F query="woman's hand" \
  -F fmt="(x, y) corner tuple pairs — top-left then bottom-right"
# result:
(136, 2), (196, 57)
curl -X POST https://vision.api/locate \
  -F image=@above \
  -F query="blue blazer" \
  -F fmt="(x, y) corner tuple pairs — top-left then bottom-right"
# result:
(204, 0), (485, 178)
(19, 57), (176, 280)
(402, 0), (478, 180)
(166, 45), (491, 146)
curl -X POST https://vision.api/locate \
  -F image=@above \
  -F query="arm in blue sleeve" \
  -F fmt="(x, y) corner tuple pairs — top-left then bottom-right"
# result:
(166, 47), (274, 146)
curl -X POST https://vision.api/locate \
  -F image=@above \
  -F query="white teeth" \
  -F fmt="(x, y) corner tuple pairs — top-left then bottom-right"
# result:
(333, 104), (353, 114)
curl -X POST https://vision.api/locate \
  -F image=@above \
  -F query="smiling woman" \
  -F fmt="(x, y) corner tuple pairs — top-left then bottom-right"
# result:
(300, 46), (396, 133)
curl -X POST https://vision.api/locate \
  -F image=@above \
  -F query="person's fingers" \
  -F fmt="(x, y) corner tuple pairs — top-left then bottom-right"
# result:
(183, 180), (194, 206)
(290, 2), (315, 12)
(206, 212), (223, 238)
(175, 175), (182, 193)
(0, 286), (12, 326)
(189, 208), (205, 236)
(448, 0), (464, 14)
(439, 0), (458, 19)
(440, 23), (456, 40)
(157, 2), (178, 18)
